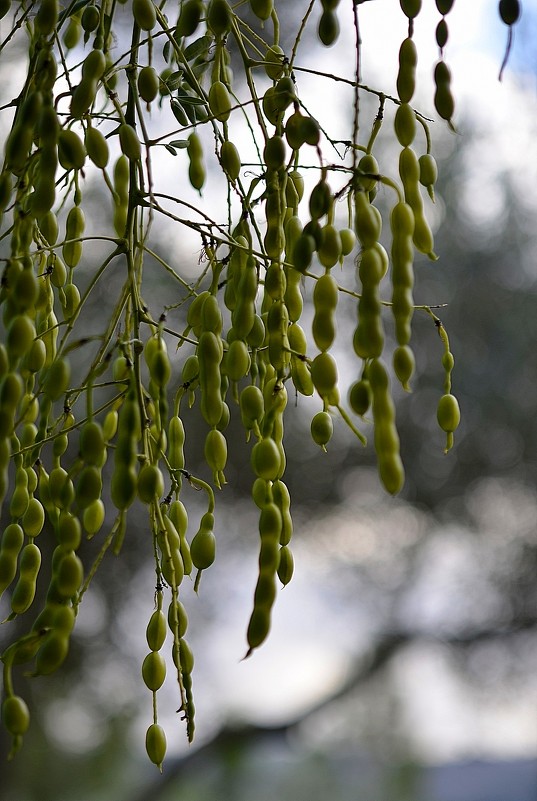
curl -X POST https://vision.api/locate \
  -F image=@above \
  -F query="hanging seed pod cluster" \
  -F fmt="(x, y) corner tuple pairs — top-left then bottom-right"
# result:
(0, 0), (512, 767)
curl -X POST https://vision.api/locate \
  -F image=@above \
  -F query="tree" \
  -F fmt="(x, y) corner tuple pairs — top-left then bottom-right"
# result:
(0, 0), (523, 771)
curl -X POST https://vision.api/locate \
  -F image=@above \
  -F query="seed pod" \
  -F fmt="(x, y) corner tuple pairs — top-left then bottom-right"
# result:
(35, 0), (59, 36)
(349, 378), (372, 417)
(394, 103), (416, 147)
(220, 140), (241, 181)
(58, 129), (86, 172)
(10, 542), (41, 615)
(434, 60), (455, 123)
(263, 136), (286, 171)
(146, 723), (167, 770)
(207, 0), (232, 36)
(190, 512), (216, 570)
(175, 0), (203, 36)
(2, 695), (30, 737)
(499, 0), (520, 25)
(82, 498), (105, 536)
(318, 8), (339, 46)
(393, 344), (415, 392)
(142, 651), (166, 691)
(187, 132), (205, 191)
(264, 45), (285, 80)
(400, 0), (421, 18)
(137, 66), (159, 103)
(397, 38), (418, 103)
(55, 550), (84, 597)
(22, 497), (45, 537)
(118, 124), (141, 161)
(209, 81), (232, 122)
(0, 523), (24, 595)
(277, 545), (294, 586)
(310, 411), (333, 450)
(133, 0), (157, 30)
(310, 352), (339, 406)
(251, 0), (273, 20)
(81, 127), (108, 171)
(146, 608), (167, 651)
(369, 358), (405, 495)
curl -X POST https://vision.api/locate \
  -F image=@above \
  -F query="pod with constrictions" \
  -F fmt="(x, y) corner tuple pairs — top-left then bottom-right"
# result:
(245, 491), (282, 657)
(368, 357), (405, 495)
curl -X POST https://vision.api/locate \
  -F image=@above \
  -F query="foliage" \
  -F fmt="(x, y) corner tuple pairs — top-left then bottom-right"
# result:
(0, 0), (521, 768)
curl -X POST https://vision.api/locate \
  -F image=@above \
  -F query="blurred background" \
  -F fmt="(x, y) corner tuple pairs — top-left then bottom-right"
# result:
(2, 1), (537, 799)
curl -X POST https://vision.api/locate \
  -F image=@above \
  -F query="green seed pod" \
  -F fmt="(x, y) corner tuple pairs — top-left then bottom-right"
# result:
(397, 38), (418, 103)
(82, 498), (105, 536)
(35, 0), (59, 36)
(42, 358), (71, 401)
(207, 0), (232, 36)
(81, 4), (100, 32)
(11, 542), (41, 615)
(75, 465), (102, 510)
(394, 102), (416, 147)
(118, 123), (141, 161)
(436, 0), (454, 12)
(175, 0), (203, 36)
(22, 497), (45, 537)
(251, 0), (273, 20)
(225, 339), (250, 381)
(204, 428), (227, 487)
(310, 410), (333, 450)
(393, 344), (415, 391)
(146, 608), (167, 651)
(2, 696), (30, 736)
(318, 8), (339, 46)
(56, 550), (83, 597)
(291, 233), (315, 274)
(339, 227), (357, 256)
(277, 544), (294, 586)
(349, 378), (372, 417)
(418, 153), (438, 200)
(138, 66), (159, 103)
(133, 0), (157, 30)
(137, 463), (164, 504)
(434, 60), (455, 122)
(263, 136), (287, 171)
(317, 225), (342, 269)
(187, 132), (206, 190)
(79, 421), (106, 466)
(369, 358), (405, 495)
(190, 523), (216, 571)
(310, 352), (339, 405)
(6, 315), (36, 361)
(168, 599), (189, 639)
(437, 393), (460, 433)
(70, 49), (106, 119)
(251, 437), (281, 481)
(309, 179), (331, 220)
(146, 723), (167, 770)
(142, 650), (166, 691)
(84, 126), (110, 170)
(58, 129), (86, 171)
(58, 511), (82, 550)
(208, 81), (232, 122)
(264, 45), (285, 80)
(220, 140), (241, 181)
(0, 523), (24, 594)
